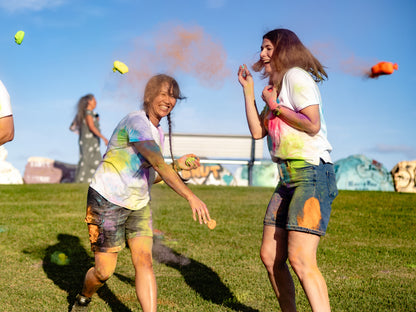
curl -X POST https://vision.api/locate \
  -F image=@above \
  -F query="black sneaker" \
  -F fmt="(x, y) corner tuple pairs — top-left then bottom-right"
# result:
(70, 294), (91, 312)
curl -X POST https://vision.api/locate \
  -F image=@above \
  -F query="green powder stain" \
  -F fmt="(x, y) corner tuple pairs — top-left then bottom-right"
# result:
(104, 149), (134, 172)
(279, 133), (305, 158)
(293, 83), (306, 94)
(117, 128), (128, 144)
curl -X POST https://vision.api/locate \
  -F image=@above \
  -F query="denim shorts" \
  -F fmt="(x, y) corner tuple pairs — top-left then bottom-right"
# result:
(264, 159), (338, 236)
(85, 187), (153, 253)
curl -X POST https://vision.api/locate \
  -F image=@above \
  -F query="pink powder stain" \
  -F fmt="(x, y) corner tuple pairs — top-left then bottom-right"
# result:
(267, 111), (282, 152)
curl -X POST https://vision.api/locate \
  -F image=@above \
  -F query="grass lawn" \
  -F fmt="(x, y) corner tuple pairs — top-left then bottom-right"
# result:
(0, 183), (415, 311)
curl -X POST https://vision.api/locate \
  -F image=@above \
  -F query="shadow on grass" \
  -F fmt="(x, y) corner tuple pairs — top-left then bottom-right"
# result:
(153, 238), (259, 311)
(37, 234), (258, 311)
(40, 234), (132, 312)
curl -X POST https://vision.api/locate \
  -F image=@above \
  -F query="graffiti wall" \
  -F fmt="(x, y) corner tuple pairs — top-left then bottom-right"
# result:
(180, 162), (279, 187)
(18, 154), (414, 193)
(181, 163), (237, 186)
(391, 160), (416, 193)
(233, 163), (278, 187)
(23, 157), (76, 184)
(334, 154), (395, 191)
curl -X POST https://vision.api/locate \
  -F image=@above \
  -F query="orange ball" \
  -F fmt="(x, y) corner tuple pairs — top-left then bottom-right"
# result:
(207, 219), (216, 230)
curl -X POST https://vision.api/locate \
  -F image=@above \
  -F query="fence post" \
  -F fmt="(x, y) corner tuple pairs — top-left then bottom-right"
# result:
(248, 137), (256, 186)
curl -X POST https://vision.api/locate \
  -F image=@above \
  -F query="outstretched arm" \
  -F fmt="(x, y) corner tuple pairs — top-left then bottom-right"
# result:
(134, 140), (210, 224)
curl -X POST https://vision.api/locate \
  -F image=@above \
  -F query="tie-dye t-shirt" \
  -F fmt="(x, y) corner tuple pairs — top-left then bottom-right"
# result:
(90, 110), (164, 210)
(264, 67), (332, 165)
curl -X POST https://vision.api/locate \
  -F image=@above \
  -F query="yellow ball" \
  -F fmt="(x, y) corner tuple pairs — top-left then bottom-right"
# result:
(14, 30), (25, 45)
(113, 60), (129, 74)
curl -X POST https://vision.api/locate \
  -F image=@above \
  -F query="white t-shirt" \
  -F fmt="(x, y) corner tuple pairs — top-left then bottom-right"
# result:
(0, 80), (12, 118)
(265, 67), (333, 165)
(90, 110), (164, 210)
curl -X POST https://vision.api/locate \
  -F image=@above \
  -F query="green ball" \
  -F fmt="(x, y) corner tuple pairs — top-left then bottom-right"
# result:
(50, 251), (70, 265)
(185, 157), (195, 167)
(14, 30), (25, 45)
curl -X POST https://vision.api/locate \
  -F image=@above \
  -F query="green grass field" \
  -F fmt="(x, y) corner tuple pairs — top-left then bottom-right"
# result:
(0, 183), (415, 312)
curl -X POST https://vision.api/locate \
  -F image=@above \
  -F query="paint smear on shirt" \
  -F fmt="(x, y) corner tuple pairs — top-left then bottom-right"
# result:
(104, 149), (136, 172)
(293, 83), (306, 95)
(279, 132), (305, 158)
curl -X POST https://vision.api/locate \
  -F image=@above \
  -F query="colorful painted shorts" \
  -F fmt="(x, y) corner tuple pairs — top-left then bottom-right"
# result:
(85, 187), (153, 253)
(264, 159), (338, 236)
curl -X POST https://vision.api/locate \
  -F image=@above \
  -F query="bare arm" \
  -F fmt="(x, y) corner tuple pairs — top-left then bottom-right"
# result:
(0, 115), (14, 145)
(85, 114), (109, 145)
(153, 154), (200, 184)
(262, 85), (321, 136)
(133, 140), (210, 224)
(237, 65), (267, 139)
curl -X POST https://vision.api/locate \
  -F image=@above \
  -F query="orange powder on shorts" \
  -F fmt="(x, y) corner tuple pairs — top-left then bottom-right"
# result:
(297, 197), (321, 230)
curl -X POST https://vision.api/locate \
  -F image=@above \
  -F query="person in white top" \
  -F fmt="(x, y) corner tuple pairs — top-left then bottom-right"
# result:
(238, 29), (338, 312)
(0, 80), (14, 146)
(71, 74), (212, 312)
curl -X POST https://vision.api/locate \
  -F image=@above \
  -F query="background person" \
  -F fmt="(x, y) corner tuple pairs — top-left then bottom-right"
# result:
(0, 80), (14, 146)
(70, 94), (108, 183)
(238, 28), (338, 312)
(71, 74), (211, 312)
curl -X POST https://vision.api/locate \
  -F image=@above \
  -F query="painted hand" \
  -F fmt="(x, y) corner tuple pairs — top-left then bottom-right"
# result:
(178, 154), (200, 170)
(238, 64), (254, 93)
(262, 85), (279, 110)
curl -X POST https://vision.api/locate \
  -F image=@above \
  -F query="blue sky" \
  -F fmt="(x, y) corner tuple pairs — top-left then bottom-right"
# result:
(1, 0), (415, 176)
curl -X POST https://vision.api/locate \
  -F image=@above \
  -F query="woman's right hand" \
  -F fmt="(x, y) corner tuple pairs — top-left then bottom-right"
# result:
(188, 194), (211, 225)
(238, 64), (254, 92)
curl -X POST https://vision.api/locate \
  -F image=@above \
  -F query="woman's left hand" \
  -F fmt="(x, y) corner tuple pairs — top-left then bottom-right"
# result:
(177, 154), (200, 171)
(262, 85), (279, 110)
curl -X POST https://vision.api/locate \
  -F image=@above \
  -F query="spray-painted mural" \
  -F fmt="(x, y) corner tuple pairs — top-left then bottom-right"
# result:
(179, 162), (279, 187)
(181, 163), (237, 186)
(233, 163), (279, 187)
(23, 157), (76, 184)
(391, 160), (416, 193)
(16, 154), (416, 193)
(334, 154), (394, 191)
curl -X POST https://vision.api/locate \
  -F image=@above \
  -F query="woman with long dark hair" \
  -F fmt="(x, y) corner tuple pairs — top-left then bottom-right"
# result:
(70, 94), (108, 183)
(238, 29), (338, 312)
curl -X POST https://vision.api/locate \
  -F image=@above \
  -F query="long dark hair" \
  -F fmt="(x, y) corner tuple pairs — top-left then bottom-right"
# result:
(71, 94), (94, 131)
(143, 74), (185, 165)
(253, 29), (327, 92)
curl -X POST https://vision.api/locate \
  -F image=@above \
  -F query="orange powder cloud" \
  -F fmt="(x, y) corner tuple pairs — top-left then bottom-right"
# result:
(309, 41), (378, 78)
(125, 23), (230, 90)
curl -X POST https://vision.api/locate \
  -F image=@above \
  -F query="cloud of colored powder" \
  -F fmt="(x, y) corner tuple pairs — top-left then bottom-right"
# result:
(125, 22), (230, 90)
(309, 41), (377, 78)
